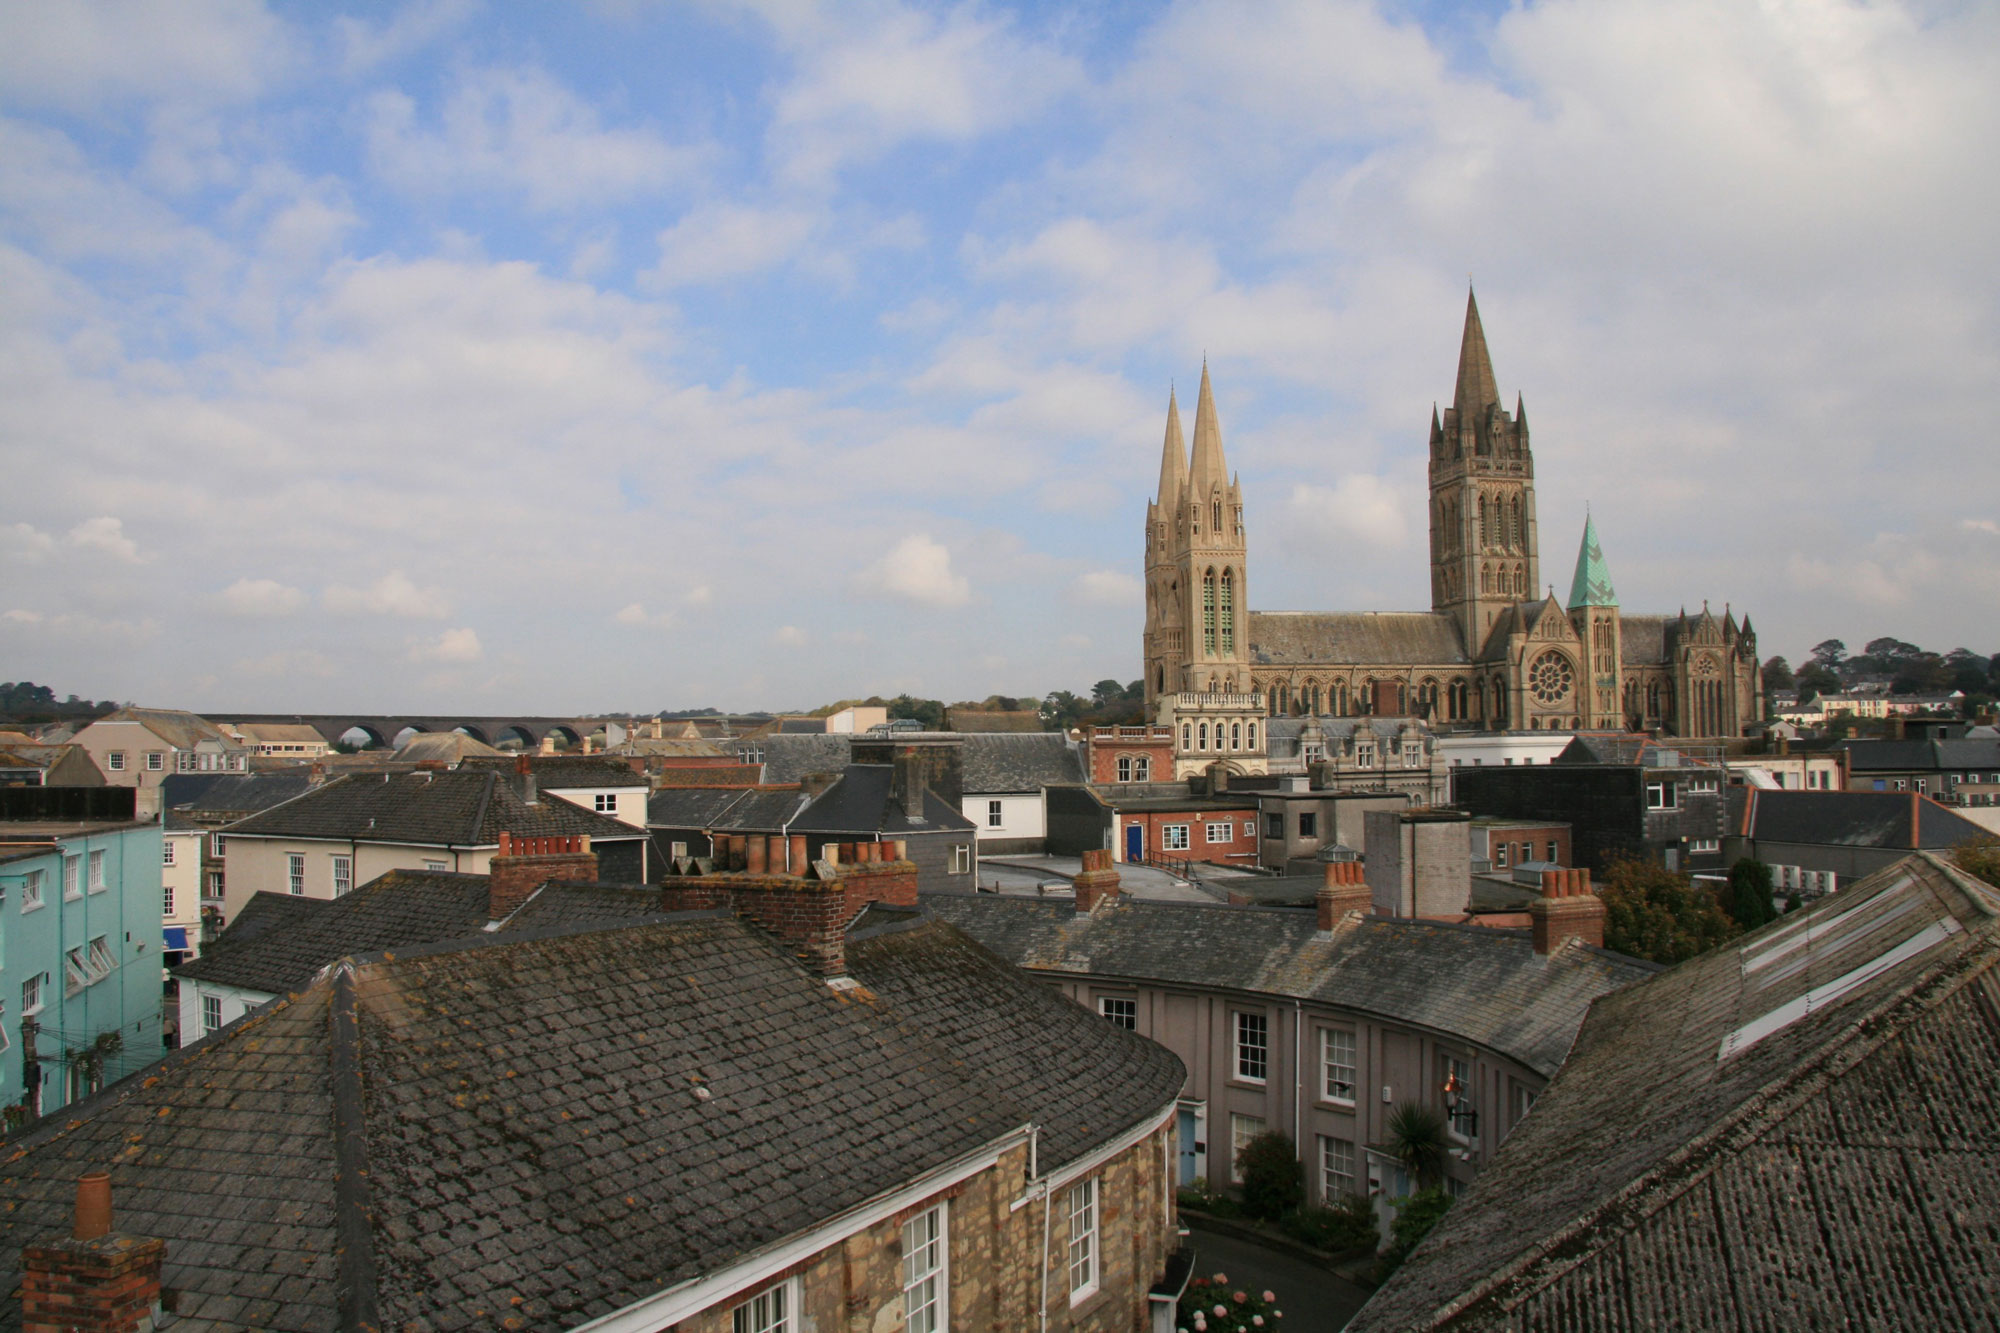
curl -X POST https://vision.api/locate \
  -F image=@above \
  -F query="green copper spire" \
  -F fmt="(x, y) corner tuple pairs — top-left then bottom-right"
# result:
(1567, 514), (1618, 609)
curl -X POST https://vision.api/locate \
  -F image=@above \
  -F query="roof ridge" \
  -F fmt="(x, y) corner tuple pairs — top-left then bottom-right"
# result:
(328, 966), (382, 1333)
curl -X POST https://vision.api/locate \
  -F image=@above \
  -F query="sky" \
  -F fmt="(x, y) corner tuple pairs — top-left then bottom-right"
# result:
(2, 0), (1996, 715)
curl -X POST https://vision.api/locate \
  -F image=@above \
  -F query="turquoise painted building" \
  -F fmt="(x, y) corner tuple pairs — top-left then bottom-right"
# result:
(0, 790), (166, 1121)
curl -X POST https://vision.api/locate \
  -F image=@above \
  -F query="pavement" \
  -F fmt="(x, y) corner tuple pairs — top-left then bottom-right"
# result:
(974, 854), (1234, 904)
(1182, 1218), (1373, 1333)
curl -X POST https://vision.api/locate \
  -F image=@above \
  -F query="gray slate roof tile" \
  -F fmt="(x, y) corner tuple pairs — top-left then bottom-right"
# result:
(221, 770), (640, 846)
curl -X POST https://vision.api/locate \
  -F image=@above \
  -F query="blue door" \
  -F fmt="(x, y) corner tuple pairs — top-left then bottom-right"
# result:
(1125, 823), (1143, 863)
(1178, 1107), (1201, 1184)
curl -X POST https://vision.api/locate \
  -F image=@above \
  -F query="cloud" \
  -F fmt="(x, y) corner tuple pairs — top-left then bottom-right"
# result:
(325, 572), (451, 619)
(215, 577), (306, 617)
(760, 3), (1082, 186)
(3, 523), (57, 564)
(3, 609), (44, 625)
(857, 534), (972, 608)
(613, 602), (677, 627)
(774, 625), (807, 646)
(1073, 570), (1141, 606)
(363, 66), (704, 210)
(645, 203), (820, 288)
(236, 648), (338, 679)
(409, 626), (483, 663)
(1282, 476), (1410, 550)
(334, 0), (474, 74)
(66, 516), (142, 562)
(0, 0), (293, 111)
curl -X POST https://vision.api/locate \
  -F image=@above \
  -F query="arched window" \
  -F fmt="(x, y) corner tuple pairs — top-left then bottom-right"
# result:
(1231, 722), (1241, 750)
(1219, 568), (1235, 655)
(1202, 571), (1217, 656)
(1198, 721), (1209, 750)
(1181, 722), (1191, 749)
(1213, 499), (1223, 531)
(1335, 681), (1348, 716)
(1247, 722), (1257, 750)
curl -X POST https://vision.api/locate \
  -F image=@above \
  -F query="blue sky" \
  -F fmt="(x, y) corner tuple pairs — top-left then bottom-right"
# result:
(3, 0), (1997, 713)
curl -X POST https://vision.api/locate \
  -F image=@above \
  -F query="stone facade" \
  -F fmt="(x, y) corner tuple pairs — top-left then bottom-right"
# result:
(1140, 292), (1763, 740)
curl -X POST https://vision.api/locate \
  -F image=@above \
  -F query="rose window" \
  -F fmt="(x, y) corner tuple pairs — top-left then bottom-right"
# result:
(1529, 652), (1574, 705)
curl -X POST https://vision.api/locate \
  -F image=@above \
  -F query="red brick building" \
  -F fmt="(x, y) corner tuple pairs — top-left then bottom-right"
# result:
(1086, 724), (1176, 785)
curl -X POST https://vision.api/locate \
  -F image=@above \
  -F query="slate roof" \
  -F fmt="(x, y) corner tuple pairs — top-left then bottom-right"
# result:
(460, 756), (648, 788)
(1350, 853), (2000, 1331)
(170, 771), (320, 815)
(756, 733), (853, 783)
(1617, 613), (1678, 665)
(89, 706), (230, 750)
(1, 912), (1184, 1331)
(961, 732), (1083, 792)
(1732, 788), (1990, 850)
(647, 787), (765, 829)
(922, 893), (1656, 1077)
(391, 731), (505, 762)
(1555, 732), (1708, 768)
(651, 765), (763, 787)
(944, 708), (1044, 733)
(790, 765), (977, 836)
(1841, 737), (2000, 773)
(1248, 611), (1470, 666)
(220, 771), (641, 847)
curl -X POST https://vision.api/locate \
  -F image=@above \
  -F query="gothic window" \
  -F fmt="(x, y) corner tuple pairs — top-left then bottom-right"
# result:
(1481, 565), (1492, 595)
(1182, 722), (1192, 749)
(1199, 722), (1209, 750)
(1220, 568), (1235, 656)
(1231, 722), (1241, 751)
(1202, 572), (1217, 656)
(1515, 563), (1526, 597)
(1529, 652), (1574, 706)
(1247, 722), (1257, 750)
(1508, 497), (1522, 551)
(1334, 681), (1348, 717)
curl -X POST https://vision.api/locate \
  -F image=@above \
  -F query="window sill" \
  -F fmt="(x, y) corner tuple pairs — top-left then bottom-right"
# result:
(22, 901), (45, 914)
(1068, 1283), (1107, 1314)
(1228, 1076), (1269, 1090)
(1319, 1097), (1358, 1111)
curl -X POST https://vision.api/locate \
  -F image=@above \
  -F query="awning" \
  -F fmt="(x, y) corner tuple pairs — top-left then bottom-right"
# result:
(163, 927), (189, 951)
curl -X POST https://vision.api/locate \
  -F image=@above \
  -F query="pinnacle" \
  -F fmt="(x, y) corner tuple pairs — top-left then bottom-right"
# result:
(1157, 386), (1188, 505)
(1453, 287), (1501, 418)
(1189, 360), (1229, 491)
(1566, 514), (1618, 609)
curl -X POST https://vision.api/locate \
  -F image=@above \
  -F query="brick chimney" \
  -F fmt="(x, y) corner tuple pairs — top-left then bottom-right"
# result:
(1073, 849), (1121, 914)
(1530, 868), (1605, 954)
(889, 753), (926, 822)
(488, 832), (598, 920)
(655, 841), (917, 977)
(1317, 860), (1371, 931)
(20, 1173), (165, 1333)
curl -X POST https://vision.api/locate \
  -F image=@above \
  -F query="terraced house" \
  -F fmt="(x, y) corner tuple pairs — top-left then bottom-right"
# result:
(2, 847), (1191, 1332)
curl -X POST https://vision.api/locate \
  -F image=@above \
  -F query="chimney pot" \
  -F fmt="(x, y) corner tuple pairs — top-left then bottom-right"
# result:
(790, 835), (808, 871)
(516, 754), (531, 775)
(73, 1172), (111, 1241)
(746, 835), (767, 874)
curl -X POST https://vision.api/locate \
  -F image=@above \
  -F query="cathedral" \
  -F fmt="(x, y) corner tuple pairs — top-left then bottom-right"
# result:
(1140, 292), (1763, 746)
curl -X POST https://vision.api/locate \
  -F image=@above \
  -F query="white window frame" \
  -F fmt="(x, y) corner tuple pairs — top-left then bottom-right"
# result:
(1229, 1112), (1266, 1184)
(106, 750), (126, 772)
(1242, 821), (1255, 839)
(1234, 1010), (1269, 1084)
(1443, 1053), (1475, 1142)
(146, 751), (164, 772)
(332, 855), (354, 897)
(1320, 1028), (1356, 1105)
(949, 844), (971, 874)
(987, 799), (1003, 828)
(1161, 823), (1190, 852)
(162, 840), (175, 866)
(63, 855), (81, 901)
(1647, 781), (1678, 810)
(22, 869), (44, 911)
(22, 972), (44, 1017)
(424, 859), (450, 872)
(1403, 743), (1423, 768)
(594, 793), (617, 813)
(1116, 755), (1133, 782)
(1133, 756), (1150, 781)
(212, 833), (226, 857)
(288, 853), (306, 896)
(730, 1277), (798, 1333)
(202, 993), (223, 1036)
(1355, 743), (1376, 767)
(64, 946), (89, 996)
(901, 1201), (948, 1333)
(87, 934), (116, 980)
(1204, 821), (1232, 844)
(1319, 1134), (1356, 1200)
(87, 848), (106, 893)
(1099, 996), (1137, 1030)
(163, 879), (175, 918)
(1065, 1178), (1098, 1303)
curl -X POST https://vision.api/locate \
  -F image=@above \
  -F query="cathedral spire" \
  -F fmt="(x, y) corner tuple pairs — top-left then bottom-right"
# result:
(1156, 386), (1188, 506)
(1567, 514), (1618, 609)
(1188, 360), (1229, 492)
(1453, 287), (1501, 419)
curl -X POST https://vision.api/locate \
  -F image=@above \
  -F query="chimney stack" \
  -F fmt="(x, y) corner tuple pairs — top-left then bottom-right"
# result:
(890, 753), (926, 822)
(20, 1173), (165, 1333)
(1073, 849), (1121, 914)
(1317, 860), (1371, 931)
(1530, 867), (1605, 955)
(488, 832), (598, 920)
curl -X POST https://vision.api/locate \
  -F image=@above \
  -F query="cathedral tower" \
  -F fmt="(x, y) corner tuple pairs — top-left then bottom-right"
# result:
(1142, 365), (1249, 717)
(1429, 290), (1540, 654)
(1566, 515), (1624, 729)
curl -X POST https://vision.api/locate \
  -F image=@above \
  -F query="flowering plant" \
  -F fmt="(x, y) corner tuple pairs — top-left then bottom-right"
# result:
(1177, 1272), (1283, 1331)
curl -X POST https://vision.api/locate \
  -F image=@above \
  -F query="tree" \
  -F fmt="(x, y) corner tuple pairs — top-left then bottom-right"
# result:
(1379, 1188), (1454, 1276)
(1237, 1131), (1305, 1221)
(1952, 836), (2000, 891)
(886, 694), (944, 730)
(1761, 656), (1795, 693)
(1727, 858), (1778, 929)
(1090, 679), (1126, 710)
(1383, 1103), (1448, 1192)
(1038, 690), (1084, 731)
(1810, 639), (1848, 669)
(1891, 653), (1950, 696)
(1795, 663), (1841, 705)
(1598, 855), (1741, 965)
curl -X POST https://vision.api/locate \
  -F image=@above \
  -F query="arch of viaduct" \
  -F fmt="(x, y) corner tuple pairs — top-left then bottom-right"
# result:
(217, 714), (611, 750)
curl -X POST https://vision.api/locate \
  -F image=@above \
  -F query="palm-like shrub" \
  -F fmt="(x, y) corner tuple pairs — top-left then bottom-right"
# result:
(1384, 1103), (1448, 1191)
